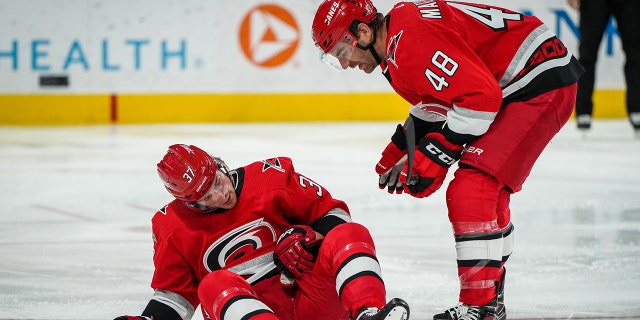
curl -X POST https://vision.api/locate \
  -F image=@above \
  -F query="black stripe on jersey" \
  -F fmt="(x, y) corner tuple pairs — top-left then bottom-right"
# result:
(411, 114), (446, 139)
(142, 299), (182, 320)
(503, 56), (583, 105)
(311, 214), (347, 236)
(442, 125), (477, 146)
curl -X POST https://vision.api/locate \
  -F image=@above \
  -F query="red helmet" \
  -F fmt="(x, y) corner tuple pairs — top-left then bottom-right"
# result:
(157, 144), (216, 203)
(312, 0), (378, 53)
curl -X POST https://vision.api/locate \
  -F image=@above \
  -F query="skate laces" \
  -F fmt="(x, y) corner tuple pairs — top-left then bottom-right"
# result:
(355, 307), (379, 320)
(446, 303), (482, 320)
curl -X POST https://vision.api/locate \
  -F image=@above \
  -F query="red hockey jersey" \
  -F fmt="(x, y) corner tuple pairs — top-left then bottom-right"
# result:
(149, 157), (351, 309)
(381, 0), (582, 144)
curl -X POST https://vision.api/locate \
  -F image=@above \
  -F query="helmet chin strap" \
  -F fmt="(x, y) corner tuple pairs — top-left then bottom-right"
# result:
(368, 46), (382, 65)
(356, 29), (382, 65)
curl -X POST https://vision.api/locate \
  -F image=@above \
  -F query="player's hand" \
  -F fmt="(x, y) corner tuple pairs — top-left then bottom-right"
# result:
(113, 316), (151, 320)
(400, 132), (462, 198)
(273, 225), (321, 279)
(375, 124), (407, 192)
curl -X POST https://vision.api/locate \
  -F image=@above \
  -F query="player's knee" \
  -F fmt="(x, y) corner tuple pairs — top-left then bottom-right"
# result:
(450, 167), (500, 194)
(199, 270), (256, 319)
(199, 269), (248, 297)
(447, 167), (501, 226)
(326, 222), (373, 245)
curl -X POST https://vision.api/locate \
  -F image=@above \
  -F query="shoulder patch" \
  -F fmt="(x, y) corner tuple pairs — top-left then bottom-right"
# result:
(261, 157), (285, 173)
(387, 30), (403, 68)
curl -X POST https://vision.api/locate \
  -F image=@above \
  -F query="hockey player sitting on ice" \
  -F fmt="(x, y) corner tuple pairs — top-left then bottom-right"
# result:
(113, 144), (409, 320)
(312, 0), (584, 320)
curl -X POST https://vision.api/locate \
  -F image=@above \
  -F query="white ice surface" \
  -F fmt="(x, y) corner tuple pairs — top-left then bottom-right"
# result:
(0, 120), (639, 320)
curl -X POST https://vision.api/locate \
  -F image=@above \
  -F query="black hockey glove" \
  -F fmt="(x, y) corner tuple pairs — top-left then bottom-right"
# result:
(400, 132), (462, 198)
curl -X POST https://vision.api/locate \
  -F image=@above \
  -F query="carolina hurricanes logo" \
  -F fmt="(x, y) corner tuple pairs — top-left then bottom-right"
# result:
(262, 157), (285, 172)
(203, 219), (276, 272)
(387, 30), (403, 68)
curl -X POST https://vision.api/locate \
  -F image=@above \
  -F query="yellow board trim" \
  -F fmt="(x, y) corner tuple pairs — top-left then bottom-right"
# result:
(591, 90), (627, 118)
(0, 90), (627, 125)
(117, 93), (408, 124)
(0, 94), (111, 125)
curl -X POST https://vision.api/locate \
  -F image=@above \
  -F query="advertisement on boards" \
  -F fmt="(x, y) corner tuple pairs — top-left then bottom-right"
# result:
(0, 0), (627, 94)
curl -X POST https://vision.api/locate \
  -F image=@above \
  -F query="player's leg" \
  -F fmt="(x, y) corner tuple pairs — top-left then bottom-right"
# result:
(432, 167), (505, 320)
(610, 0), (640, 130)
(458, 83), (577, 194)
(434, 168), (510, 320)
(198, 270), (283, 320)
(575, 0), (611, 129)
(435, 84), (577, 320)
(294, 222), (409, 320)
(495, 187), (514, 319)
(496, 187), (514, 272)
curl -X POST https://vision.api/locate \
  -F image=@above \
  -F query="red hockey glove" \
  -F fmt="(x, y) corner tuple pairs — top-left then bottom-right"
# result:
(400, 132), (463, 198)
(273, 225), (321, 279)
(375, 124), (408, 193)
(113, 316), (151, 320)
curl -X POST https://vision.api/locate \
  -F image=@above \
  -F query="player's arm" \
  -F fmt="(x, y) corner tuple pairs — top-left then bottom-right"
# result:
(114, 290), (193, 320)
(309, 207), (351, 236)
(375, 111), (446, 194)
(273, 160), (352, 279)
(142, 290), (194, 320)
(115, 210), (198, 320)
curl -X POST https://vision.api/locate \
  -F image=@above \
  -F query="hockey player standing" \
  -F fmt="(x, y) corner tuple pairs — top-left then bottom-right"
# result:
(114, 144), (409, 320)
(312, 0), (583, 319)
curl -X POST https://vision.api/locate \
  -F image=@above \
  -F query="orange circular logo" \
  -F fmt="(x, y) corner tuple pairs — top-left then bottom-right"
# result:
(238, 4), (300, 68)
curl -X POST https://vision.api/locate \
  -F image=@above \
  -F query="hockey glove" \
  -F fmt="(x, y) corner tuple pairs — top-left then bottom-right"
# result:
(400, 132), (463, 198)
(378, 158), (406, 194)
(273, 225), (321, 279)
(113, 316), (151, 320)
(375, 124), (408, 193)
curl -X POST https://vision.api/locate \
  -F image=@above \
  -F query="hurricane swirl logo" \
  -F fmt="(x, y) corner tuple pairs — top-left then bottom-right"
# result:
(203, 219), (276, 272)
(238, 4), (300, 68)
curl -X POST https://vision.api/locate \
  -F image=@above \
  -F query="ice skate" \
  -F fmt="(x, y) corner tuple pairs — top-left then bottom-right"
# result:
(432, 298), (504, 320)
(434, 270), (506, 320)
(433, 303), (483, 320)
(630, 112), (640, 139)
(355, 298), (410, 320)
(576, 114), (592, 130)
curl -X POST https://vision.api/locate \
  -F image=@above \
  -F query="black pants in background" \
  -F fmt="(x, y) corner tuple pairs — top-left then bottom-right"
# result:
(575, 0), (640, 126)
